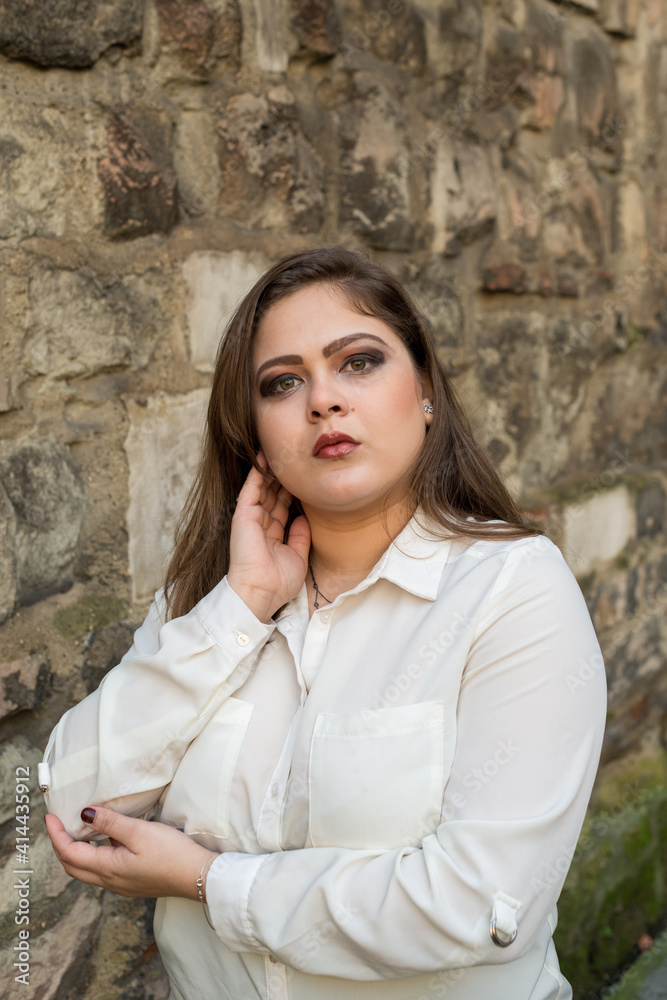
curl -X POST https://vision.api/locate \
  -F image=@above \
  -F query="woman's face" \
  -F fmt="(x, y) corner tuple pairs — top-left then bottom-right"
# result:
(251, 283), (433, 516)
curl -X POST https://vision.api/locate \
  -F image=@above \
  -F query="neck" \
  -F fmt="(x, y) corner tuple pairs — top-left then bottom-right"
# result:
(302, 497), (416, 600)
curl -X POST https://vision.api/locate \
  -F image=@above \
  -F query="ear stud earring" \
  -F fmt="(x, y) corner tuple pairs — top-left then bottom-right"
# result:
(423, 402), (434, 414)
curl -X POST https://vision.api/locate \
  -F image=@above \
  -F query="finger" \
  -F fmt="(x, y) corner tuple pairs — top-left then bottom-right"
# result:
(262, 479), (289, 517)
(79, 804), (141, 851)
(287, 514), (311, 563)
(237, 459), (275, 509)
(45, 814), (108, 881)
(271, 485), (294, 525)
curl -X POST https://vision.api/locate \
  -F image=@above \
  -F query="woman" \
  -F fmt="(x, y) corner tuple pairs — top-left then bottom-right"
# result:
(43, 246), (606, 1000)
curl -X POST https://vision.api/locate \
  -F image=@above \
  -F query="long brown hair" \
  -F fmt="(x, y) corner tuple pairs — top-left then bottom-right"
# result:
(164, 246), (541, 619)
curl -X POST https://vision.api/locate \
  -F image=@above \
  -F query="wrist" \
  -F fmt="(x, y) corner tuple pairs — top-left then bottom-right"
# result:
(226, 577), (277, 623)
(196, 852), (217, 928)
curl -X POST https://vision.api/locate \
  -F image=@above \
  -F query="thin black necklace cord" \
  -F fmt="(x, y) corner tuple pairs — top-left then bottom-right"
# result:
(309, 562), (332, 609)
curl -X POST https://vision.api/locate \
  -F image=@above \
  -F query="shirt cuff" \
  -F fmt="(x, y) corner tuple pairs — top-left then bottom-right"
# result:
(206, 851), (270, 953)
(194, 577), (275, 659)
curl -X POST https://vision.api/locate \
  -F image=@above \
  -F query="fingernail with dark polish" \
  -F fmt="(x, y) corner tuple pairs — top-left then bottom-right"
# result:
(81, 807), (96, 824)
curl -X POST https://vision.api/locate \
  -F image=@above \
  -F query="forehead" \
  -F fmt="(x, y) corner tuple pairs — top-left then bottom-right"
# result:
(252, 283), (406, 361)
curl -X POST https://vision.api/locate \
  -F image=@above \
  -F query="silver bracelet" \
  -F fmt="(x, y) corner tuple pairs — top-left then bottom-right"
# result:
(196, 852), (216, 930)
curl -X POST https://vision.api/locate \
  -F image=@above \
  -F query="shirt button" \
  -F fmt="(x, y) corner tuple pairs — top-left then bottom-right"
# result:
(271, 783), (279, 797)
(319, 611), (331, 623)
(236, 633), (249, 646)
(269, 955), (278, 964)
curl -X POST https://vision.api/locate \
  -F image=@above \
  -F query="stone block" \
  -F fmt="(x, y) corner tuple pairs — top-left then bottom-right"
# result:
(0, 484), (18, 624)
(571, 33), (620, 148)
(562, 486), (635, 576)
(253, 0), (288, 71)
(0, 653), (51, 720)
(598, 0), (640, 37)
(156, 0), (215, 68)
(83, 621), (137, 694)
(0, 436), (89, 605)
(475, 311), (543, 476)
(0, 0), (143, 68)
(618, 180), (647, 254)
(0, 88), (101, 239)
(23, 266), (163, 381)
(216, 89), (325, 231)
(124, 389), (209, 601)
(156, 0), (241, 71)
(414, 0), (482, 80)
(430, 137), (497, 255)
(182, 250), (266, 371)
(0, 735), (42, 825)
(637, 480), (665, 537)
(339, 75), (413, 250)
(290, 0), (341, 56)
(98, 107), (179, 238)
(173, 110), (222, 216)
(340, 0), (427, 76)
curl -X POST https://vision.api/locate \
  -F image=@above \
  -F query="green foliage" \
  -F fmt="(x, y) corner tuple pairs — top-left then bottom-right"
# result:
(555, 786), (667, 998)
(602, 926), (667, 998)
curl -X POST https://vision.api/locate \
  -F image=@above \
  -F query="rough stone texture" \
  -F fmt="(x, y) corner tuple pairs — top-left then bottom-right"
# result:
(156, 0), (242, 71)
(430, 137), (497, 255)
(290, 0), (341, 56)
(0, 0), (143, 68)
(341, 0), (427, 76)
(22, 265), (164, 380)
(0, 437), (89, 607)
(253, 0), (288, 71)
(0, 735), (42, 825)
(216, 87), (325, 231)
(0, 892), (102, 999)
(0, 485), (18, 624)
(339, 74), (413, 250)
(82, 620), (137, 693)
(124, 389), (209, 601)
(562, 486), (636, 575)
(156, 0), (215, 68)
(0, 653), (51, 720)
(182, 249), (266, 370)
(0, 0), (664, 996)
(98, 107), (179, 238)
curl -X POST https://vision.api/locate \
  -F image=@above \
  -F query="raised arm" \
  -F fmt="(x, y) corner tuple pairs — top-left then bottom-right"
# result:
(42, 454), (310, 840)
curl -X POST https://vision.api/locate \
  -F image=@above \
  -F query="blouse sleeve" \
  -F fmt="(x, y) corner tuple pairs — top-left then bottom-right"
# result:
(41, 578), (275, 839)
(205, 540), (607, 979)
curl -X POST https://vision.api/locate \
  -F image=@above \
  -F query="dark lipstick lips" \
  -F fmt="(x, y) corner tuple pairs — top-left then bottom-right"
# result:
(312, 432), (359, 457)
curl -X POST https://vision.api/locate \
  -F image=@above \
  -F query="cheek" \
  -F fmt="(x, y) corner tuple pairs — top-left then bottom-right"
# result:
(254, 411), (303, 483)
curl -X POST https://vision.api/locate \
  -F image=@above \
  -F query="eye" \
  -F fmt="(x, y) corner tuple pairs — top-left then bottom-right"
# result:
(343, 354), (383, 373)
(266, 374), (303, 395)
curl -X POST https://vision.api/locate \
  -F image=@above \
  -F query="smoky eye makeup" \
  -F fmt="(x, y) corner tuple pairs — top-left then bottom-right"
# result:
(260, 373), (302, 396)
(256, 340), (389, 397)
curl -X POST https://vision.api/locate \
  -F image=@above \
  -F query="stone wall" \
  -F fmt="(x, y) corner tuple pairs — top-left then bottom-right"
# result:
(0, 0), (665, 997)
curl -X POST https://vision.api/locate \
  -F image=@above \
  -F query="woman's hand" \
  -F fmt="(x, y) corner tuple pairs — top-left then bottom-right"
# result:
(227, 451), (311, 622)
(45, 806), (212, 900)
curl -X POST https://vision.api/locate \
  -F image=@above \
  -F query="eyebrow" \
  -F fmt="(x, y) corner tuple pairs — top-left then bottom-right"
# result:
(255, 333), (389, 382)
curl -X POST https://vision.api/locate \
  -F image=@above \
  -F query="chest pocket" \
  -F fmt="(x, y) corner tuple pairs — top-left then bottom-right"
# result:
(307, 701), (444, 850)
(160, 696), (253, 841)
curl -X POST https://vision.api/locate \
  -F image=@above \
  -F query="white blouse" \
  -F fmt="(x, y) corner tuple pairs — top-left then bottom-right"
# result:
(41, 515), (607, 1000)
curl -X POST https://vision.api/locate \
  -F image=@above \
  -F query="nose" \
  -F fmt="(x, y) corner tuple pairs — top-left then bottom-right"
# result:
(307, 374), (350, 420)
